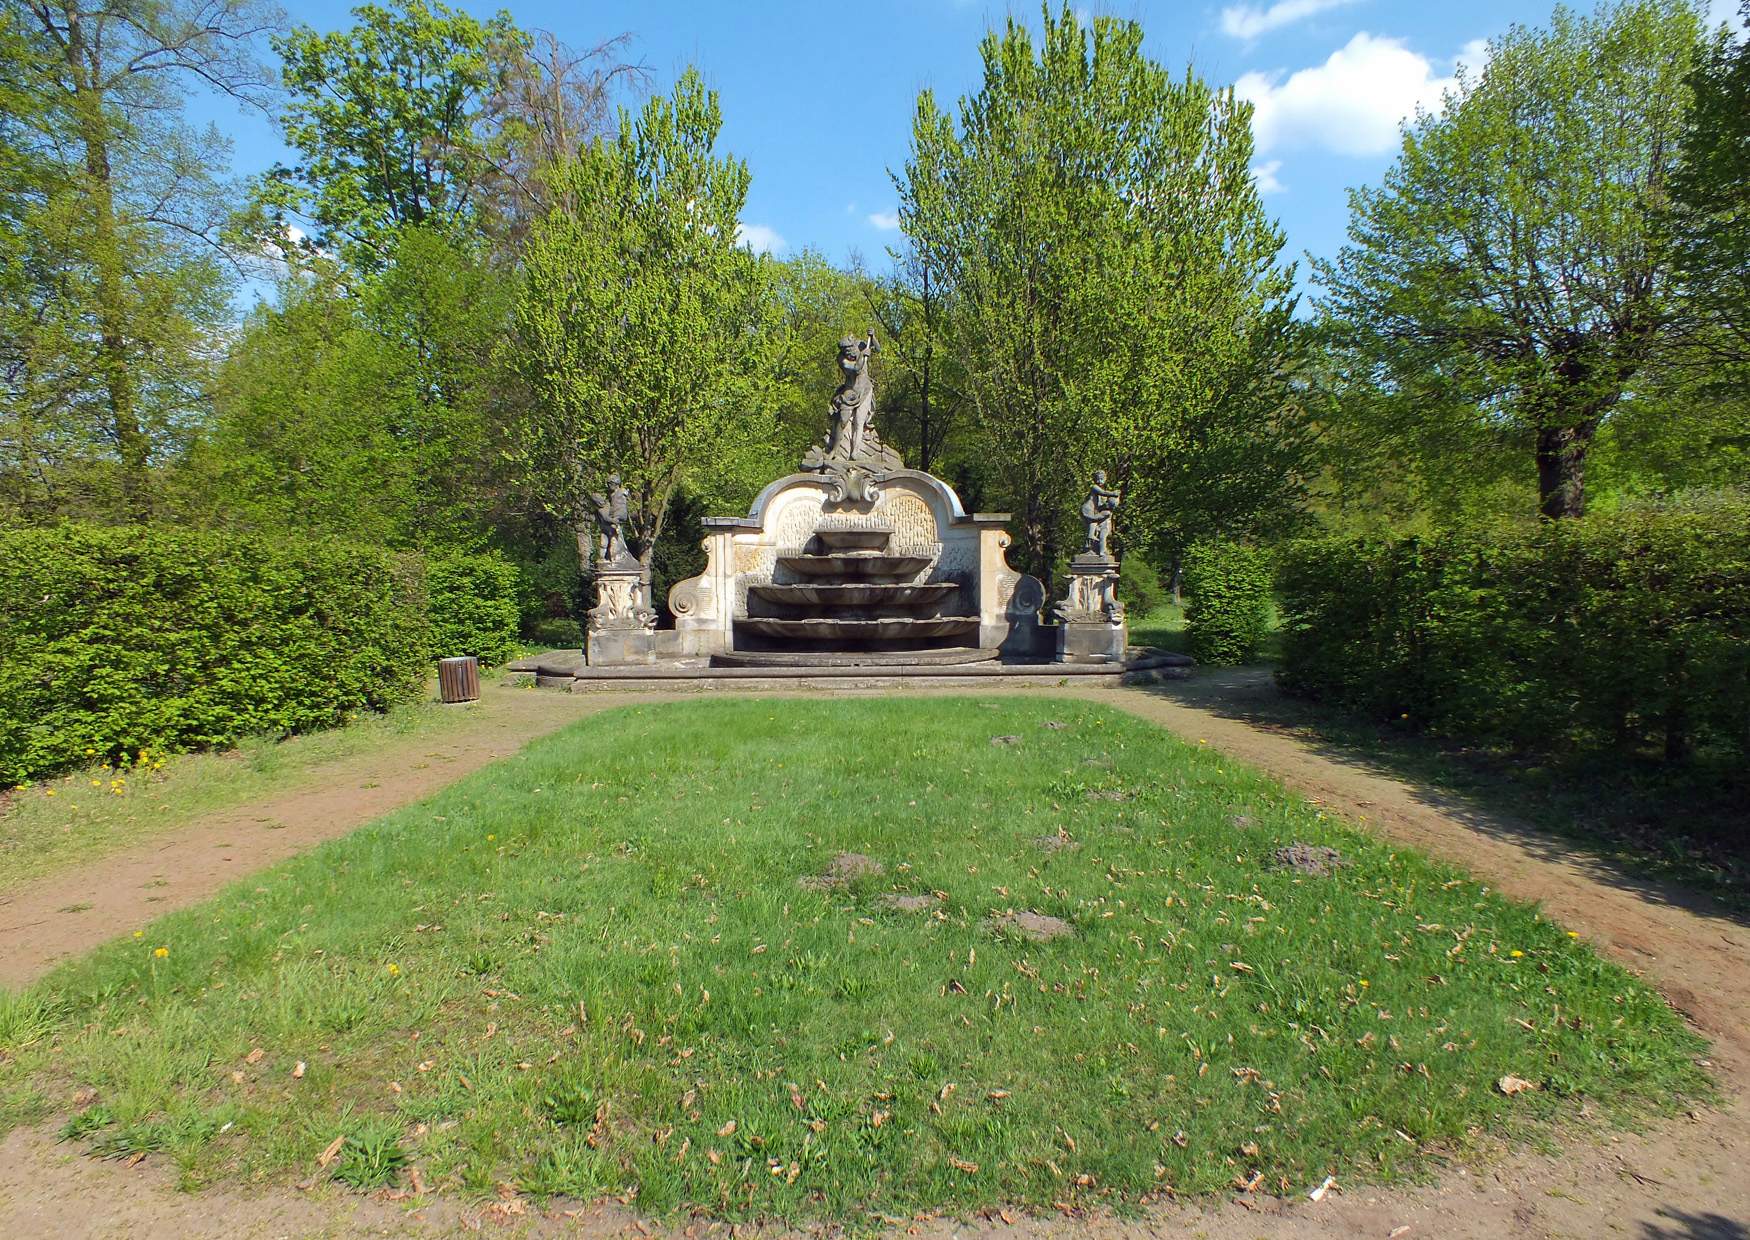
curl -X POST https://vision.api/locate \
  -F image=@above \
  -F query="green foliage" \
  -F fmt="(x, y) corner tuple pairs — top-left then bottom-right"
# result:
(1182, 539), (1273, 665)
(1671, 1), (1750, 378)
(258, 0), (526, 269)
(426, 550), (520, 665)
(0, 525), (430, 784)
(190, 227), (515, 551)
(1315, 0), (1704, 520)
(0, 0), (270, 521)
(331, 1114), (408, 1189)
(1276, 502), (1750, 765)
(899, 4), (1305, 574)
(1116, 556), (1167, 616)
(510, 67), (779, 568)
(11, 699), (1707, 1215)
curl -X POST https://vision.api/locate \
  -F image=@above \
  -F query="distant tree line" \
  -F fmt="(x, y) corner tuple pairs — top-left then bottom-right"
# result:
(1, 0), (1744, 628)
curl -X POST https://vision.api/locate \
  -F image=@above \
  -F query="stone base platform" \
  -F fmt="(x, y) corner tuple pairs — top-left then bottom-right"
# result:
(711, 646), (999, 668)
(507, 648), (1191, 693)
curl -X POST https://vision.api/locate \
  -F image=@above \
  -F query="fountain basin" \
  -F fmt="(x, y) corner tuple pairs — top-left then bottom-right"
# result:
(748, 582), (960, 610)
(737, 616), (979, 642)
(780, 552), (931, 579)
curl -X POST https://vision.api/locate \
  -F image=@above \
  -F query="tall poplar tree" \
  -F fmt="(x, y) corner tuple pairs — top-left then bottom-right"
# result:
(899, 5), (1303, 575)
(510, 68), (777, 583)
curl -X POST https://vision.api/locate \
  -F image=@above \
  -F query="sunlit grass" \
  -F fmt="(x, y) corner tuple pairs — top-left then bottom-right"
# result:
(0, 697), (1709, 1220)
(0, 675), (520, 890)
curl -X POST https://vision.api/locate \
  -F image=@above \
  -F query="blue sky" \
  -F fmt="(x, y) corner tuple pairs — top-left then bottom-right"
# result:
(199, 0), (1744, 303)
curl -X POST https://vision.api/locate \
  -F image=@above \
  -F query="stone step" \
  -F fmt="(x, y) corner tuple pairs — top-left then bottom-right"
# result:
(778, 552), (931, 580)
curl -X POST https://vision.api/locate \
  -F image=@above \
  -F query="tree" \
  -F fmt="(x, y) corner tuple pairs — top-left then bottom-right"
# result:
(1670, 0), (1750, 376)
(257, 0), (522, 270)
(256, 1), (641, 270)
(510, 68), (778, 587)
(2, 0), (278, 519)
(898, 5), (1303, 576)
(1315, 0), (1705, 520)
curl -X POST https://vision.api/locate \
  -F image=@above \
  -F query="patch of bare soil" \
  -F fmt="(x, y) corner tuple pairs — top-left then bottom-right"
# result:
(799, 852), (885, 891)
(0, 683), (626, 988)
(1033, 831), (1079, 853)
(987, 910), (1075, 942)
(880, 892), (937, 913)
(3, 673), (1749, 1239)
(1273, 842), (1346, 876)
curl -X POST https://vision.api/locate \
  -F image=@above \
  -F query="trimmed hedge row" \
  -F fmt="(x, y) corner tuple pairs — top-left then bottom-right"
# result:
(1183, 539), (1273, 665)
(429, 551), (522, 666)
(0, 527), (524, 784)
(1276, 506), (1750, 764)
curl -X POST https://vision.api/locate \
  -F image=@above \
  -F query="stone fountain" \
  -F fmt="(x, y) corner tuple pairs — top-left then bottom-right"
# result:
(535, 332), (1193, 687)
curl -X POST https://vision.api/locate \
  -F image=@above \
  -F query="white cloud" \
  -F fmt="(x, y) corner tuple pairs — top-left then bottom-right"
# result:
(1251, 159), (1285, 195)
(1237, 32), (1474, 156)
(867, 210), (901, 231)
(735, 222), (786, 254)
(1220, 0), (1357, 40)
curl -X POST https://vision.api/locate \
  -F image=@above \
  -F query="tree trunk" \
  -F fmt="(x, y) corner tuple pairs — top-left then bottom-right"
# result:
(65, 11), (150, 519)
(1535, 423), (1592, 520)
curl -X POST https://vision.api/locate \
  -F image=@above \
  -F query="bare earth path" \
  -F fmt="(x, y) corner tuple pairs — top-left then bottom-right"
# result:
(0, 682), (615, 987)
(2, 674), (1747, 1239)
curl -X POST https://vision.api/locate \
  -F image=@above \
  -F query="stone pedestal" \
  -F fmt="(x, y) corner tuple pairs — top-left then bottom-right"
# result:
(1054, 554), (1126, 664)
(586, 562), (657, 666)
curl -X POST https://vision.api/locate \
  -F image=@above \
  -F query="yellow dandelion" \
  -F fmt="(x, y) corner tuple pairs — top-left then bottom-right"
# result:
(486, 834), (496, 842)
(1358, 979), (1370, 988)
(43, 789), (55, 798)
(1567, 931), (1579, 938)
(1509, 950), (1524, 958)
(90, 779), (101, 787)
(84, 748), (95, 756)
(133, 930), (144, 939)
(386, 963), (400, 976)
(154, 946), (169, 958)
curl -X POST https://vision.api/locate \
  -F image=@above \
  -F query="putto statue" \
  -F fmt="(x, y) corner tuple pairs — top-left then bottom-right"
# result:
(589, 474), (635, 568)
(1079, 470), (1122, 561)
(802, 330), (904, 476)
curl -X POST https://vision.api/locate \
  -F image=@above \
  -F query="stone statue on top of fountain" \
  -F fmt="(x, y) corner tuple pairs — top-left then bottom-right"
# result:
(802, 330), (904, 497)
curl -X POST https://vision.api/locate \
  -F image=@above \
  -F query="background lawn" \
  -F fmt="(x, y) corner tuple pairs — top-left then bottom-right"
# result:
(0, 697), (1709, 1219)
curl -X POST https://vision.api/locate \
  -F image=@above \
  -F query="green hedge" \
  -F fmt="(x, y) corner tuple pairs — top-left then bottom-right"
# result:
(428, 551), (521, 666)
(0, 525), (430, 784)
(1183, 539), (1272, 664)
(1276, 506), (1750, 764)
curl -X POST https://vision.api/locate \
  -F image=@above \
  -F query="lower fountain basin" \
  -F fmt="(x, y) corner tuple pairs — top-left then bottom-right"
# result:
(737, 616), (979, 642)
(780, 552), (931, 579)
(748, 582), (961, 610)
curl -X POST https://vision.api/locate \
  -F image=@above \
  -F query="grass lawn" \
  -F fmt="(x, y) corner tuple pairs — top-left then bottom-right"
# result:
(0, 697), (1709, 1220)
(0, 673), (517, 890)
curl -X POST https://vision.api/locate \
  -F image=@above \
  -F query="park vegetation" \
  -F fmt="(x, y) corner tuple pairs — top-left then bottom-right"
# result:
(0, 699), (1709, 1213)
(0, 0), (1744, 775)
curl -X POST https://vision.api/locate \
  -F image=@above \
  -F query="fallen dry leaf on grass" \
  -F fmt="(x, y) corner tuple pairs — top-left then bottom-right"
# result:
(717, 1120), (736, 1137)
(245, 1047), (265, 1065)
(948, 1156), (980, 1173)
(317, 1135), (345, 1168)
(1308, 1174), (1337, 1201)
(292, 1061), (306, 1079)
(1497, 1074), (1539, 1095)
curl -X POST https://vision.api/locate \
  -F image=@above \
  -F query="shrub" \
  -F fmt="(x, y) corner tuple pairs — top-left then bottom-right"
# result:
(1117, 556), (1167, 616)
(427, 551), (521, 666)
(526, 617), (583, 649)
(0, 525), (429, 784)
(1182, 539), (1272, 664)
(1276, 504), (1750, 766)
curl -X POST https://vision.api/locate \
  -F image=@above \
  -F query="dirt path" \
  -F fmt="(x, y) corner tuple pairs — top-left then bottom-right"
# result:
(3, 673), (1747, 1238)
(0, 683), (625, 987)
